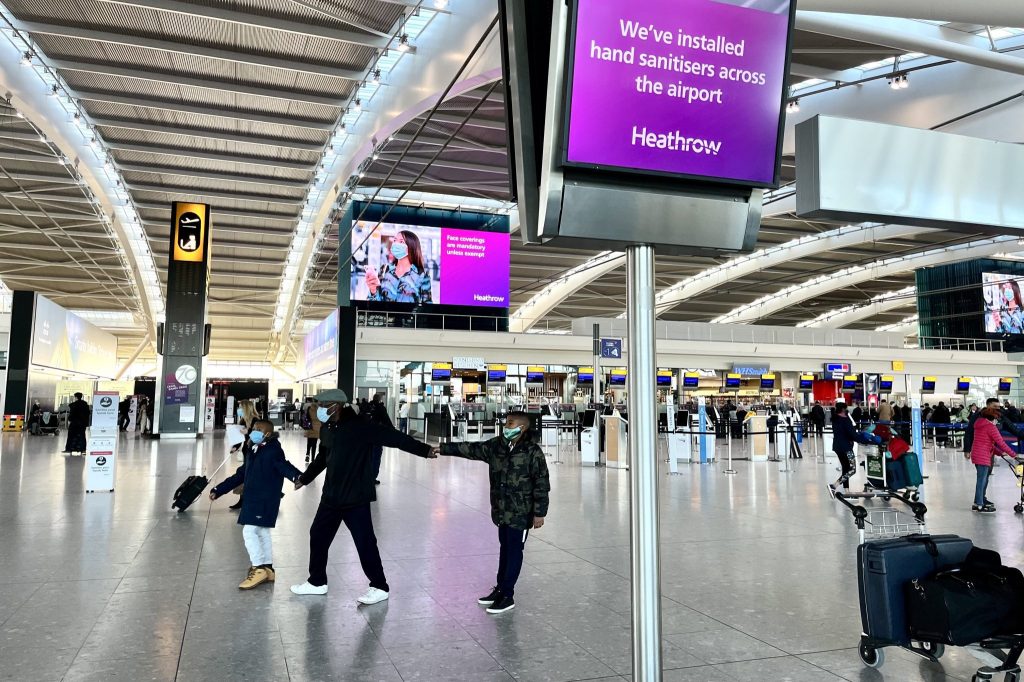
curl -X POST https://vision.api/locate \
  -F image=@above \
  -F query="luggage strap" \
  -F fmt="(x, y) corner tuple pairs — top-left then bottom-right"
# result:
(906, 534), (940, 561)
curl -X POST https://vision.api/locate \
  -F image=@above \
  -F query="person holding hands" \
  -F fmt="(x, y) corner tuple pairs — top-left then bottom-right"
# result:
(290, 389), (436, 605)
(433, 411), (550, 614)
(209, 420), (303, 589)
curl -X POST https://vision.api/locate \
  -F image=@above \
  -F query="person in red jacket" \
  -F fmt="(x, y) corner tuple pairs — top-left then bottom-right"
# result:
(969, 406), (1016, 513)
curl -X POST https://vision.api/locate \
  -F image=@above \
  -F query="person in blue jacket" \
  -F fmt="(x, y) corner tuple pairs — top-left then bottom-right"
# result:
(210, 420), (303, 589)
(830, 401), (880, 495)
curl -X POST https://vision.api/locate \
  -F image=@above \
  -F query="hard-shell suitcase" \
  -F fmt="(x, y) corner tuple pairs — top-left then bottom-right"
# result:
(901, 452), (924, 487)
(171, 455), (233, 512)
(858, 534), (974, 645)
(172, 475), (209, 512)
(885, 459), (907, 491)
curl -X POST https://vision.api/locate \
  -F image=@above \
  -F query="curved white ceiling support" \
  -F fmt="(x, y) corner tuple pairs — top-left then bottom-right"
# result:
(877, 314), (919, 334)
(798, 0), (1024, 27)
(654, 223), (929, 316)
(510, 252), (624, 333)
(0, 14), (159, 331)
(714, 237), (1022, 325)
(797, 286), (916, 328)
(275, 3), (502, 359)
(796, 12), (1024, 77)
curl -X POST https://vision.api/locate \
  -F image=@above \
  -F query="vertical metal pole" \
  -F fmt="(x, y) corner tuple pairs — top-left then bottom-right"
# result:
(626, 244), (663, 681)
(593, 323), (603, 465)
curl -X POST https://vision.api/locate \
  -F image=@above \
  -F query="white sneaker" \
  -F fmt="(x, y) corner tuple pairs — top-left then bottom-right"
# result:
(357, 587), (389, 605)
(290, 582), (328, 596)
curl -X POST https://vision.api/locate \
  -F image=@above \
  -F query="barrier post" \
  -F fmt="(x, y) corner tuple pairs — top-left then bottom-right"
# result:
(724, 423), (736, 475)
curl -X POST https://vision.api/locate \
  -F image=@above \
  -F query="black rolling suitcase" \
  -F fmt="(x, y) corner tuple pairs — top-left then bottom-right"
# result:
(171, 456), (233, 512)
(858, 534), (974, 646)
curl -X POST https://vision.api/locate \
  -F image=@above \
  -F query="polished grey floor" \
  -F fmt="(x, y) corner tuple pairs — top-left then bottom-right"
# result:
(1, 430), (1022, 682)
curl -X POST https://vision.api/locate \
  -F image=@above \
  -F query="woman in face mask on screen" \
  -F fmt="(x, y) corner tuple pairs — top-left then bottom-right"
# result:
(364, 230), (433, 304)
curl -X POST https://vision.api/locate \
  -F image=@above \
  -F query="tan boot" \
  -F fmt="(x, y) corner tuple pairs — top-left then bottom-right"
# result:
(263, 566), (276, 582)
(239, 566), (269, 590)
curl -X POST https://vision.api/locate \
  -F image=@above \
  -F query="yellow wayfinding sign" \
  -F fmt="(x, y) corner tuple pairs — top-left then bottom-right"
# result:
(172, 202), (210, 263)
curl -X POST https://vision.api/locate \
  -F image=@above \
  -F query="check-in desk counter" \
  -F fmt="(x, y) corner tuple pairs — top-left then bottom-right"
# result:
(603, 413), (629, 469)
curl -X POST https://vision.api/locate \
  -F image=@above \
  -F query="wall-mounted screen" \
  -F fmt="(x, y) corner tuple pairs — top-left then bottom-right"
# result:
(760, 374), (776, 390)
(609, 368), (627, 386)
(431, 362), (452, 383)
(825, 362), (851, 380)
(526, 366), (546, 385)
(350, 221), (510, 308)
(724, 373), (741, 389)
(999, 378), (1013, 394)
(487, 364), (507, 383)
(983, 272), (1024, 334)
(683, 372), (700, 388)
(563, 0), (795, 187)
(921, 376), (936, 393)
(798, 374), (814, 391)
(577, 367), (594, 385)
(32, 295), (117, 378)
(956, 377), (971, 395)
(302, 309), (338, 379)
(656, 370), (673, 387)
(879, 375), (894, 392)
(842, 375), (858, 390)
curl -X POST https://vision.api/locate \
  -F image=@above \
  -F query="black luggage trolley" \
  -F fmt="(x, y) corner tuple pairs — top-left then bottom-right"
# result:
(834, 490), (1024, 681)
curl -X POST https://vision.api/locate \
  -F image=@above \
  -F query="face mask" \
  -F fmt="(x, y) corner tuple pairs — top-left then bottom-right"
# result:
(237, 408), (243, 418)
(1007, 289), (1015, 301)
(390, 242), (408, 260)
(503, 426), (522, 442)
(249, 431), (265, 445)
(316, 407), (330, 422)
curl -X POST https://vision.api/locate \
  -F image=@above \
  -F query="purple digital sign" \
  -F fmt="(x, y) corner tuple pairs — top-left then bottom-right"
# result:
(351, 222), (510, 308)
(565, 0), (793, 187)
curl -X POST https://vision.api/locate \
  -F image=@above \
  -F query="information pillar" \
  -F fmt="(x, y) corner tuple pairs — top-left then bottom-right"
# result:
(157, 202), (211, 437)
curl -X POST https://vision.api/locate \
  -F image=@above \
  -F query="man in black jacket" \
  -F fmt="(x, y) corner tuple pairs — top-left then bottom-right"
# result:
(63, 392), (90, 454)
(809, 402), (825, 438)
(290, 389), (435, 605)
(367, 393), (393, 485)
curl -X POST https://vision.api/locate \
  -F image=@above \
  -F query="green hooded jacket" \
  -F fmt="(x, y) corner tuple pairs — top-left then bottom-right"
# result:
(442, 434), (551, 529)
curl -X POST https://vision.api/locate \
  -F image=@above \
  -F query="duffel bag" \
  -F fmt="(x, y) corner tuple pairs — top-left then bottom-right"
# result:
(905, 548), (1024, 645)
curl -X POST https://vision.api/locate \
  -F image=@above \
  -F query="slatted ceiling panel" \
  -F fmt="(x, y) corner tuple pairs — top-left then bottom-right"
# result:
(97, 128), (320, 163)
(11, 0), (160, 31)
(118, 172), (306, 200)
(130, 190), (299, 215)
(179, 0), (403, 33)
(108, 150), (313, 182)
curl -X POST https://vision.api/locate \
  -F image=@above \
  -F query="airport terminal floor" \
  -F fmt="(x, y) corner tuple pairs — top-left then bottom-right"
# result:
(1, 430), (1021, 682)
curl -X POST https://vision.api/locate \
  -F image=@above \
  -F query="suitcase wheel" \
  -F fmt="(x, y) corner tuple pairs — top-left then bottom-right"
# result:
(859, 643), (885, 669)
(918, 641), (944, 659)
(1014, 504), (1023, 514)
(909, 491), (921, 503)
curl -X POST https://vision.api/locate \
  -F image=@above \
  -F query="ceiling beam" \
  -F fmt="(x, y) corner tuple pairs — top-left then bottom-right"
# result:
(0, 207), (104, 221)
(105, 140), (317, 171)
(96, 0), (390, 49)
(2, 172), (85, 186)
(18, 20), (365, 80)
(0, 129), (44, 142)
(0, 152), (65, 164)
(48, 58), (348, 106)
(125, 181), (303, 206)
(136, 203), (297, 223)
(789, 62), (861, 83)
(425, 113), (506, 130)
(90, 116), (325, 152)
(376, 152), (509, 176)
(118, 162), (309, 189)
(74, 88), (335, 131)
(391, 132), (505, 154)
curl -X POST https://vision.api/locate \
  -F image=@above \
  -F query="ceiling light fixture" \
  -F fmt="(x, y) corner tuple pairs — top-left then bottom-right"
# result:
(371, 69), (381, 85)
(19, 51), (31, 66)
(786, 99), (799, 113)
(397, 34), (411, 52)
(47, 84), (58, 97)
(899, 74), (910, 89)
(353, 98), (362, 112)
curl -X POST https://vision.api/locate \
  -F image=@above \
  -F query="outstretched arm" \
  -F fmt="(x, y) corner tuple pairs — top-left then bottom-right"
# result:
(531, 449), (551, 528)
(210, 465), (245, 499)
(440, 440), (491, 462)
(370, 423), (435, 458)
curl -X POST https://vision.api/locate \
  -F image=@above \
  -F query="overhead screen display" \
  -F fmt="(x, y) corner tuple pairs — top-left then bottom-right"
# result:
(1000, 378), (1013, 394)
(577, 367), (594, 385)
(683, 373), (700, 388)
(487, 365), (507, 383)
(798, 374), (814, 391)
(431, 363), (452, 383)
(564, 0), (794, 187)
(657, 370), (673, 387)
(983, 272), (1024, 334)
(350, 221), (510, 308)
(609, 369), (628, 386)
(302, 309), (338, 379)
(32, 295), (117, 378)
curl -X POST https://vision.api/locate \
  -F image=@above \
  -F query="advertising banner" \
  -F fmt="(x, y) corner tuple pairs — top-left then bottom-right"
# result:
(564, 0), (793, 186)
(350, 221), (510, 308)
(31, 295), (118, 378)
(303, 310), (339, 379)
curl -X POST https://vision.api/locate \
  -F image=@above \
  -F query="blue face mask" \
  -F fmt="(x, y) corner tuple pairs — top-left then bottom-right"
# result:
(236, 408), (243, 418)
(316, 407), (330, 422)
(249, 431), (265, 445)
(390, 242), (408, 261)
(503, 426), (522, 442)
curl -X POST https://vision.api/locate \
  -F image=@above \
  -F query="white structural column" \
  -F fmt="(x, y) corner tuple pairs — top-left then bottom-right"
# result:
(795, 12), (1024, 77)
(798, 286), (916, 328)
(654, 224), (928, 316)
(715, 236), (1021, 324)
(511, 252), (625, 332)
(626, 245), (663, 681)
(798, 0), (1024, 28)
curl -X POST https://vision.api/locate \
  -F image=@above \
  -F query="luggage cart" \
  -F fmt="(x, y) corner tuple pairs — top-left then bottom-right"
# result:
(862, 440), (921, 502)
(834, 489), (1024, 681)
(995, 453), (1024, 515)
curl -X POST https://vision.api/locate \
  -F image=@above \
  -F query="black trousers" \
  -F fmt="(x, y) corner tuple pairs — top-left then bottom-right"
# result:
(496, 525), (530, 598)
(836, 449), (856, 489)
(305, 437), (318, 458)
(308, 502), (388, 592)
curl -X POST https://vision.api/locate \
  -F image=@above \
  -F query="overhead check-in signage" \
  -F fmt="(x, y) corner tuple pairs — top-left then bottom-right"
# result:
(171, 202), (210, 263)
(564, 0), (795, 187)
